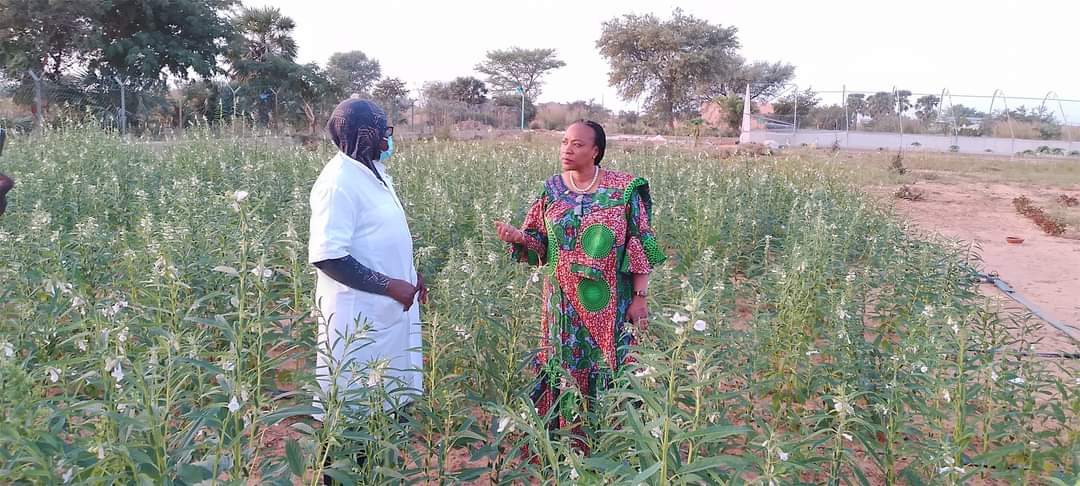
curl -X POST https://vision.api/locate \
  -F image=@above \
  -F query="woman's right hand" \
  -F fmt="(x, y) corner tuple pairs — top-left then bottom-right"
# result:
(494, 221), (525, 244)
(386, 279), (419, 311)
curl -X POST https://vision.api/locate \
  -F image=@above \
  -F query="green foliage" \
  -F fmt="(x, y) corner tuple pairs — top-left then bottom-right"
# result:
(0, 127), (1075, 484)
(326, 50), (381, 97)
(93, 0), (237, 82)
(475, 47), (565, 100)
(597, 9), (740, 130)
(448, 76), (489, 106)
(772, 88), (820, 128)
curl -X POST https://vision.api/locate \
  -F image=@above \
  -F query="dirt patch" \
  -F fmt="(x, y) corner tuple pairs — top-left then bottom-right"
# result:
(873, 179), (1080, 353)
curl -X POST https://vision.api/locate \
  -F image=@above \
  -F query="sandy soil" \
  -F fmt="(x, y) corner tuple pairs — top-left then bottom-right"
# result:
(882, 179), (1080, 353)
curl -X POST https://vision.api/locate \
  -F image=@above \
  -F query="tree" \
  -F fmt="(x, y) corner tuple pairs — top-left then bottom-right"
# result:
(232, 6), (297, 64)
(915, 95), (940, 122)
(597, 9), (741, 130)
(228, 6), (300, 127)
(326, 50), (381, 97)
(0, 0), (100, 81)
(895, 90), (912, 115)
(846, 93), (866, 129)
(448, 76), (488, 106)
(866, 91), (895, 120)
(716, 60), (795, 101)
(92, 0), (236, 83)
(475, 47), (565, 99)
(771, 88), (820, 128)
(372, 77), (411, 124)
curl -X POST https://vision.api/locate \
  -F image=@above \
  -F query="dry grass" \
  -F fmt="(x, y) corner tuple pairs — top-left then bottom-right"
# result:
(805, 148), (1080, 187)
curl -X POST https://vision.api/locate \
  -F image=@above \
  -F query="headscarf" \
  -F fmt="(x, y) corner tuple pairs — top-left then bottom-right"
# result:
(326, 98), (388, 183)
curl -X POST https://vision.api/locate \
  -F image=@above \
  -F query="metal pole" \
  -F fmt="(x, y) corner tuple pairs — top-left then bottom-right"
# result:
(27, 70), (44, 129)
(114, 76), (126, 136)
(843, 85), (848, 133)
(792, 85), (798, 134)
(520, 90), (525, 130)
(894, 86), (903, 152)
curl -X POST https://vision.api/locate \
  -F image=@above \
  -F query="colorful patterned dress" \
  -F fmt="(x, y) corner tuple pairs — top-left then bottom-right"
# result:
(510, 169), (666, 429)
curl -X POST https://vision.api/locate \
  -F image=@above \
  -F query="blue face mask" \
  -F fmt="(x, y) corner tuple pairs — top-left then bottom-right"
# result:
(379, 135), (394, 162)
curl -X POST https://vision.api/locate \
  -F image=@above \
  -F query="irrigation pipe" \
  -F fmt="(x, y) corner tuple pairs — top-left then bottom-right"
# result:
(978, 273), (1080, 347)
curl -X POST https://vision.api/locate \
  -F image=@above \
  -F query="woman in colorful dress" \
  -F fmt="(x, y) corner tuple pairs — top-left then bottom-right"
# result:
(494, 120), (666, 443)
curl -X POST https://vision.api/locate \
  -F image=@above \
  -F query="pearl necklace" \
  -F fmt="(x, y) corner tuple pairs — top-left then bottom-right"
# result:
(568, 167), (600, 193)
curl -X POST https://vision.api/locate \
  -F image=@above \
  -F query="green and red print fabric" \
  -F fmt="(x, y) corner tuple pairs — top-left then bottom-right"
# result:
(509, 170), (666, 427)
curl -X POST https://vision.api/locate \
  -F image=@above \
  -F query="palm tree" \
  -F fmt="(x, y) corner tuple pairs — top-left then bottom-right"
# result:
(229, 7), (299, 127)
(234, 7), (298, 65)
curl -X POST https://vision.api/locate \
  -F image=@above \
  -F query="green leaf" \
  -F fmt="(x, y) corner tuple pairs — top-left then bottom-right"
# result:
(260, 406), (322, 425)
(285, 439), (304, 477)
(678, 455), (748, 475)
(630, 462), (661, 483)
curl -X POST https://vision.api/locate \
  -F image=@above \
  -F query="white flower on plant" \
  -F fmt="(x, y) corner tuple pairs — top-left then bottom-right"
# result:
(845, 272), (856, 283)
(833, 399), (854, 416)
(569, 467), (579, 480)
(806, 349), (820, 356)
(633, 366), (654, 378)
(836, 307), (850, 320)
(777, 449), (789, 461)
(250, 264), (273, 279)
(921, 305), (935, 318)
(76, 339), (88, 352)
(530, 271), (540, 283)
(939, 466), (966, 475)
(497, 416), (512, 433)
(117, 402), (127, 412)
(991, 370), (999, 381)
(947, 316), (958, 335)
(367, 359), (389, 387)
(1, 341), (13, 358)
(670, 312), (689, 323)
(222, 360), (234, 372)
(61, 467), (75, 483)
(233, 190), (249, 202)
(650, 426), (661, 438)
(227, 396), (241, 413)
(117, 327), (128, 344)
(487, 252), (497, 265)
(110, 360), (124, 384)
(842, 433), (853, 441)
(1010, 377), (1025, 386)
(48, 367), (60, 383)
(693, 319), (708, 332)
(941, 390), (951, 403)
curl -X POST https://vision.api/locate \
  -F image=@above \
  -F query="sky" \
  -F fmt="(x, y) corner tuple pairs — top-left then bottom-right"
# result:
(247, 0), (1080, 117)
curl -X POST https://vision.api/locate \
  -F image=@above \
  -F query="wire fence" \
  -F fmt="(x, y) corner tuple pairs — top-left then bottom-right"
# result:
(745, 85), (1080, 156)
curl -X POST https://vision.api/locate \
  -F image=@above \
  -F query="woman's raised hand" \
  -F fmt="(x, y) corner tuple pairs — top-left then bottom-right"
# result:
(494, 221), (525, 244)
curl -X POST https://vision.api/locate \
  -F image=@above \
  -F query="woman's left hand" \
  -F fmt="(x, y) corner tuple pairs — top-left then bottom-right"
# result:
(627, 296), (648, 332)
(416, 271), (429, 304)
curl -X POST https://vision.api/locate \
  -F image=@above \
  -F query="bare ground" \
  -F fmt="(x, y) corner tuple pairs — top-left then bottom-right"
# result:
(874, 177), (1080, 354)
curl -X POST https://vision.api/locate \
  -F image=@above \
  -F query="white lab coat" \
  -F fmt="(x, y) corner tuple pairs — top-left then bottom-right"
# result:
(308, 152), (423, 418)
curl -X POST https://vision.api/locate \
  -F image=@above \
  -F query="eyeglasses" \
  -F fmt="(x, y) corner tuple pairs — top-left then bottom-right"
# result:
(384, 126), (394, 138)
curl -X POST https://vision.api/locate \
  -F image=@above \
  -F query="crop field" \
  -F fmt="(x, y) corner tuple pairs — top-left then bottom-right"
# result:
(0, 130), (1076, 485)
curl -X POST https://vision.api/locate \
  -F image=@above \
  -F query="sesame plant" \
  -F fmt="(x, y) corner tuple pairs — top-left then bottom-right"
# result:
(0, 128), (1075, 485)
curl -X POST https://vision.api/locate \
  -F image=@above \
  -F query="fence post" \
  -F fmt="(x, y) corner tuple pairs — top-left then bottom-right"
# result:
(114, 76), (127, 136)
(894, 86), (903, 153)
(27, 70), (45, 130)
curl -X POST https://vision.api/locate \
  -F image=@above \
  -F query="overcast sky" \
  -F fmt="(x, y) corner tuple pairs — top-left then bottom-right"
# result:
(247, 0), (1080, 115)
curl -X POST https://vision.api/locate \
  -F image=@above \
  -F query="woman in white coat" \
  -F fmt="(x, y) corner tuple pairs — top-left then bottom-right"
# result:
(308, 99), (427, 422)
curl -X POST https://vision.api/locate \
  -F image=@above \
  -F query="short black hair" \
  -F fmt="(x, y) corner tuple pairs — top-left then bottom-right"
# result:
(571, 119), (606, 166)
